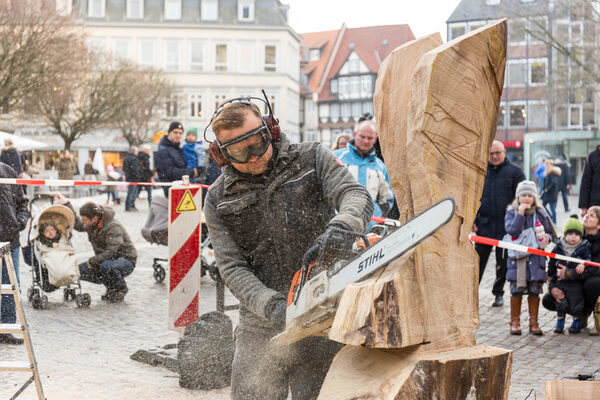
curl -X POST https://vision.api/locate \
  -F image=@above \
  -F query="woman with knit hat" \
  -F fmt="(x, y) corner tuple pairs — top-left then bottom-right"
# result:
(543, 215), (590, 334)
(505, 180), (555, 335)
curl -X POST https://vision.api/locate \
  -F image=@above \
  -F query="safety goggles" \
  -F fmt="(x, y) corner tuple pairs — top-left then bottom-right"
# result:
(217, 125), (272, 164)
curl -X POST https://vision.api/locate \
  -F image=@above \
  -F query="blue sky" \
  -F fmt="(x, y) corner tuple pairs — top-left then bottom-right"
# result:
(283, 0), (463, 41)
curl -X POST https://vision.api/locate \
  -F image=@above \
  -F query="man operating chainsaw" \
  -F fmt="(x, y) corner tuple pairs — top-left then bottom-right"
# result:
(203, 95), (373, 400)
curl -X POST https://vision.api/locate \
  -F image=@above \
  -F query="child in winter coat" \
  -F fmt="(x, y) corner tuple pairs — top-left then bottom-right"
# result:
(505, 180), (555, 336)
(545, 216), (591, 334)
(182, 129), (206, 183)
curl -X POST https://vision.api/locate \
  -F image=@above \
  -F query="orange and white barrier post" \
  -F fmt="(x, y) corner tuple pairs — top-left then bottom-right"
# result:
(168, 177), (202, 331)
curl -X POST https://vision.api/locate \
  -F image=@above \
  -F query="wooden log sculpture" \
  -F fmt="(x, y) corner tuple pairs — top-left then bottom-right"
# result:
(318, 19), (513, 400)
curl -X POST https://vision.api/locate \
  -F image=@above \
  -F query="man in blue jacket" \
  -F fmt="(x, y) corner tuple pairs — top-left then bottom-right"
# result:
(156, 121), (199, 197)
(333, 120), (394, 220)
(473, 141), (525, 307)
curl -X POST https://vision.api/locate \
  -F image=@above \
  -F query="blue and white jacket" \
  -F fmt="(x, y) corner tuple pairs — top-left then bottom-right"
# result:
(334, 143), (394, 218)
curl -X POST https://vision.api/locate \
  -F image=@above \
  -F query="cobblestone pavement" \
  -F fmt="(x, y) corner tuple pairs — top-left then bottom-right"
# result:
(1, 192), (598, 399)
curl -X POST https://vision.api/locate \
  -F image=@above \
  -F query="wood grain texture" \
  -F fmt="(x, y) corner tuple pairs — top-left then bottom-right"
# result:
(318, 344), (512, 400)
(545, 380), (600, 400)
(329, 20), (507, 349)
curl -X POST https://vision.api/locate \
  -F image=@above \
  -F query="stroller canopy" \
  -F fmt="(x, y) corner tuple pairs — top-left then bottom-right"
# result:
(31, 205), (75, 241)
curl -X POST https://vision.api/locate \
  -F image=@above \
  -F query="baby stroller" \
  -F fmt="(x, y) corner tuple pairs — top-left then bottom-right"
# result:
(22, 194), (91, 308)
(142, 196), (218, 283)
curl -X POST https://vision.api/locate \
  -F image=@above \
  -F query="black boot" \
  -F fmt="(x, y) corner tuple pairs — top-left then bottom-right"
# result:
(492, 294), (503, 307)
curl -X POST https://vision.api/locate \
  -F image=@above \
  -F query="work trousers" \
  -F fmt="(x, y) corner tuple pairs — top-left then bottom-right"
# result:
(0, 246), (20, 324)
(475, 242), (507, 296)
(231, 325), (342, 400)
(78, 258), (134, 291)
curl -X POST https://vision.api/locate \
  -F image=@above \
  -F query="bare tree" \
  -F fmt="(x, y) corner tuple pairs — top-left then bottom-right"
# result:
(110, 62), (173, 146)
(0, 0), (83, 114)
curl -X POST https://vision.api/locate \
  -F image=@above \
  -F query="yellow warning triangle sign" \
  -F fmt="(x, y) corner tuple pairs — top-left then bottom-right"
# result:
(176, 190), (197, 212)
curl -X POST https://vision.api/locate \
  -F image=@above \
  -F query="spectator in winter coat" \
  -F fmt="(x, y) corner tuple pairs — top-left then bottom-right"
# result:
(541, 159), (561, 224)
(0, 139), (23, 175)
(504, 180), (554, 336)
(579, 145), (600, 218)
(204, 100), (373, 400)
(579, 206), (600, 334)
(55, 193), (136, 303)
(473, 140), (526, 307)
(534, 159), (546, 190)
(122, 146), (141, 212)
(543, 216), (590, 334)
(156, 121), (199, 197)
(0, 162), (29, 345)
(333, 120), (394, 220)
(182, 129), (206, 182)
(138, 144), (154, 206)
(555, 155), (572, 212)
(332, 134), (351, 150)
(56, 150), (77, 180)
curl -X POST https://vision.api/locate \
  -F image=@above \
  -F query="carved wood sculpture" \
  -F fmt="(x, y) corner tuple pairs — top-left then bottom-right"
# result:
(318, 19), (513, 400)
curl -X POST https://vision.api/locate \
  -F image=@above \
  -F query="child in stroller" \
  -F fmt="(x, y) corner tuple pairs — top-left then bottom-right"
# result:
(24, 195), (91, 308)
(141, 196), (218, 282)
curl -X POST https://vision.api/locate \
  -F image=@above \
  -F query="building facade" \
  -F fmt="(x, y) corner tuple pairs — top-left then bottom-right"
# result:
(447, 0), (599, 186)
(299, 24), (414, 147)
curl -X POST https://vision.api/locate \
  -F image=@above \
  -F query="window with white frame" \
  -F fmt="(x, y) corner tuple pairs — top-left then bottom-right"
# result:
(56, 0), (72, 15)
(309, 48), (320, 61)
(352, 102), (361, 118)
(189, 40), (204, 72)
(350, 76), (360, 93)
(330, 103), (340, 119)
(468, 21), (485, 32)
(264, 44), (277, 72)
(529, 16), (547, 44)
(330, 79), (338, 94)
(583, 104), (595, 126)
(213, 93), (228, 111)
(341, 103), (351, 118)
(87, 37), (107, 67)
(127, 0), (143, 19)
(361, 75), (371, 93)
(497, 105), (506, 127)
(339, 77), (349, 94)
(237, 41), (255, 73)
(165, 0), (181, 20)
(164, 40), (181, 71)
(238, 0), (254, 21)
(557, 106), (568, 127)
(570, 104), (582, 128)
(449, 23), (466, 40)
(348, 58), (360, 73)
(509, 18), (526, 43)
(165, 94), (179, 118)
(262, 93), (277, 114)
(508, 61), (527, 86)
(509, 104), (526, 126)
(189, 93), (204, 119)
(486, 0), (500, 5)
(528, 102), (547, 128)
(362, 101), (373, 115)
(112, 39), (130, 64)
(88, 0), (105, 18)
(570, 21), (583, 43)
(530, 59), (547, 85)
(202, 0), (218, 21)
(215, 43), (228, 71)
(138, 39), (156, 68)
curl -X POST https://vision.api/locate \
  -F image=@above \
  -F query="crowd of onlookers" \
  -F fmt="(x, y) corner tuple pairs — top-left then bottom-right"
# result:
(476, 141), (600, 337)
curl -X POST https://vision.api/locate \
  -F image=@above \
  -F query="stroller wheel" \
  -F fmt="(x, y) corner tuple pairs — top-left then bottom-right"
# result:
(27, 287), (34, 302)
(82, 293), (92, 307)
(40, 295), (49, 309)
(208, 266), (221, 282)
(75, 294), (83, 308)
(153, 266), (166, 283)
(64, 289), (71, 302)
(32, 293), (41, 309)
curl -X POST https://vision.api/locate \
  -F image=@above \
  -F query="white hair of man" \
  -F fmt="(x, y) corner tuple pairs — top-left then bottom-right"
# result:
(140, 144), (152, 154)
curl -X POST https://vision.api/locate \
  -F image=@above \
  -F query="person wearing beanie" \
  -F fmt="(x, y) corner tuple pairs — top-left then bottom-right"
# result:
(54, 193), (137, 303)
(504, 180), (555, 335)
(473, 140), (526, 308)
(542, 214), (590, 334)
(156, 121), (199, 197)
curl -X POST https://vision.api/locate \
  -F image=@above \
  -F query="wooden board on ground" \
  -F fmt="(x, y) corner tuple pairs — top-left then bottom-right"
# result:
(545, 380), (600, 400)
(318, 344), (512, 400)
(328, 19), (507, 349)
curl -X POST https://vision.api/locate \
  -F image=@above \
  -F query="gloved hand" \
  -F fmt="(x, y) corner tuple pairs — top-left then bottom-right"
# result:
(267, 298), (287, 332)
(313, 224), (355, 253)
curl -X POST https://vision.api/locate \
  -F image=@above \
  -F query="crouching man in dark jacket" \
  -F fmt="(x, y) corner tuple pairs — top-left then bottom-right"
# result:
(204, 99), (373, 400)
(54, 193), (136, 303)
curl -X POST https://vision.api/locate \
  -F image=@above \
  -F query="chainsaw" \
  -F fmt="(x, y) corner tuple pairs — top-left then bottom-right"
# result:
(272, 197), (456, 345)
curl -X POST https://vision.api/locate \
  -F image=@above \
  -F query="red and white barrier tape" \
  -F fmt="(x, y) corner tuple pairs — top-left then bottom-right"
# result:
(469, 234), (600, 268)
(0, 177), (209, 188)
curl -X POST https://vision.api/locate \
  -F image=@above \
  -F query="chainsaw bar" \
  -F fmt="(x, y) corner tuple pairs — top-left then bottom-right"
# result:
(282, 197), (456, 332)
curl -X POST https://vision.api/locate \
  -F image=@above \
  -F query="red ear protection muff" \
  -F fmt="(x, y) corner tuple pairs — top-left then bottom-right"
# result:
(203, 90), (280, 167)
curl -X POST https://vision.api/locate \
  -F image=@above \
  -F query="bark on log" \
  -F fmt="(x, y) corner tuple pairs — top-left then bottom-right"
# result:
(545, 380), (600, 400)
(318, 344), (512, 400)
(329, 20), (507, 349)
